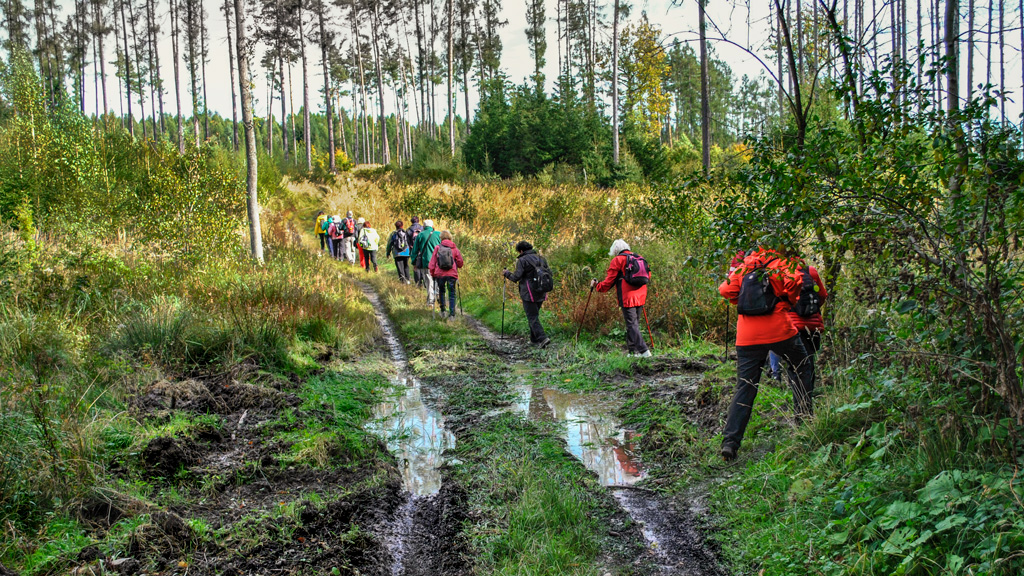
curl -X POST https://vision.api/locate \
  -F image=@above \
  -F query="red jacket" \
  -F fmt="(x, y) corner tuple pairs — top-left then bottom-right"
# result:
(428, 239), (464, 279)
(719, 249), (801, 346)
(596, 251), (647, 308)
(788, 265), (828, 332)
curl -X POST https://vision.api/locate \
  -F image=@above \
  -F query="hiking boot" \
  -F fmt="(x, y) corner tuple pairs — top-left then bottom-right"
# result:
(638, 350), (652, 358)
(721, 445), (737, 462)
(538, 338), (551, 349)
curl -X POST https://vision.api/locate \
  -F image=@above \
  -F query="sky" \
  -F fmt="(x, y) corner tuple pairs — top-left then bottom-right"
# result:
(56, 0), (1024, 125)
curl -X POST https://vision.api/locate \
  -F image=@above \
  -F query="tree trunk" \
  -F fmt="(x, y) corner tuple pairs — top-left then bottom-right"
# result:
(185, 0), (200, 146)
(148, 0), (165, 136)
(288, 61), (297, 164)
(233, 0), (262, 261)
(127, 0), (148, 139)
(998, 0), (1005, 121)
(612, 0), (619, 164)
(317, 1), (335, 171)
(223, 0), (238, 151)
(299, 4), (311, 170)
(119, 0), (134, 137)
(370, 5), (391, 164)
(95, 0), (109, 115)
(171, 0), (185, 151)
(699, 0), (710, 176)
(967, 0), (974, 101)
(201, 11), (210, 141)
(447, 0), (454, 155)
(280, 51), (289, 159)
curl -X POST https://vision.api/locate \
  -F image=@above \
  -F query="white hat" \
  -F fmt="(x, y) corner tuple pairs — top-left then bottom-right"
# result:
(357, 217), (365, 224)
(609, 239), (630, 256)
(332, 215), (341, 220)
(423, 219), (434, 227)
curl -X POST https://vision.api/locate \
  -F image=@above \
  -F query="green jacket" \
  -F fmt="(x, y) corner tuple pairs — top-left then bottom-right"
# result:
(412, 226), (440, 266)
(358, 227), (381, 251)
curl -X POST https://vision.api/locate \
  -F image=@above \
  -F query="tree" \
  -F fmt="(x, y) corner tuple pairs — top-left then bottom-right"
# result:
(619, 14), (669, 139)
(698, 0), (709, 175)
(222, 0), (239, 150)
(611, 0), (620, 163)
(525, 0), (545, 87)
(233, 0), (262, 261)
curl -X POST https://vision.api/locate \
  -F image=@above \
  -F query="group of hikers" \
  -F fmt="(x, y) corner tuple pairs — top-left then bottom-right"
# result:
(314, 211), (826, 463)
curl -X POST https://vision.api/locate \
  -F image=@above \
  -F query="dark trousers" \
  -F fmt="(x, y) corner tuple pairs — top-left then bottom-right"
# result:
(723, 335), (814, 450)
(319, 233), (327, 251)
(622, 306), (649, 354)
(523, 300), (548, 343)
(331, 237), (343, 259)
(393, 257), (410, 282)
(364, 250), (378, 272)
(326, 236), (335, 257)
(437, 277), (457, 317)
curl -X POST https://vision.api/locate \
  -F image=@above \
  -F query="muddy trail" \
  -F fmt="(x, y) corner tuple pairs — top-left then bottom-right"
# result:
(466, 309), (725, 575)
(357, 283), (470, 576)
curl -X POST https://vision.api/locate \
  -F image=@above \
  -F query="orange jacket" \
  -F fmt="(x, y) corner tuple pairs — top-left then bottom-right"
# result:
(596, 251), (647, 308)
(719, 249), (801, 346)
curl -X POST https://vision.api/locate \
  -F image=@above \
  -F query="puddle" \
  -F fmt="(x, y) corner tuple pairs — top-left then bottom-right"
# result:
(512, 384), (645, 487)
(359, 286), (454, 497)
(371, 377), (454, 496)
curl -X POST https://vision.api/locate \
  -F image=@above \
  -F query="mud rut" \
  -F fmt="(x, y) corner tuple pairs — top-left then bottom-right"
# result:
(361, 285), (724, 576)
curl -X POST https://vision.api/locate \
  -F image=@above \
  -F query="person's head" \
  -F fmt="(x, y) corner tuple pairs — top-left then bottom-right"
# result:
(609, 239), (630, 256)
(357, 217), (365, 225)
(346, 210), (353, 218)
(411, 216), (419, 224)
(317, 210), (324, 216)
(333, 215), (341, 221)
(363, 221), (372, 228)
(439, 230), (453, 242)
(515, 240), (533, 253)
(395, 220), (404, 229)
(424, 219), (434, 228)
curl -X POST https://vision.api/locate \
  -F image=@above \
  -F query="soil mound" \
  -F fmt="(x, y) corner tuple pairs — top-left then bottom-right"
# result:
(139, 379), (299, 414)
(142, 436), (199, 478)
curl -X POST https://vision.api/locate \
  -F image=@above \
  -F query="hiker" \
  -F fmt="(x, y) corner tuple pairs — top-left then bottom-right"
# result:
(358, 221), (380, 272)
(503, 241), (552, 348)
(315, 211), (328, 254)
(785, 256), (828, 387)
(590, 239), (651, 358)
(428, 230), (464, 319)
(339, 211), (357, 264)
(386, 221), (412, 283)
(407, 217), (425, 285)
(412, 219), (441, 306)
(355, 217), (367, 268)
(328, 215), (345, 260)
(718, 247), (814, 462)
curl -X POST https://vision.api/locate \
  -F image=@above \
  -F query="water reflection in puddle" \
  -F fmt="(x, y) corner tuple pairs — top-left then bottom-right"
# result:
(371, 377), (455, 497)
(512, 384), (645, 487)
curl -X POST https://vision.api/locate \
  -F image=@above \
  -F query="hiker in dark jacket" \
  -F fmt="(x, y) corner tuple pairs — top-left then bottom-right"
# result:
(428, 230), (464, 319)
(413, 220), (441, 305)
(503, 241), (551, 348)
(591, 239), (650, 358)
(407, 217), (425, 285)
(386, 221), (412, 283)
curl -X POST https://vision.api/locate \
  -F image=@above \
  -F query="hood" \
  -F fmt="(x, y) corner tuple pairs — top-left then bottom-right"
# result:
(518, 249), (537, 258)
(440, 239), (456, 248)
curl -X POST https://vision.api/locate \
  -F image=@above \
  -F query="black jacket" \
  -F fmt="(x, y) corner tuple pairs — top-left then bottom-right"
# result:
(386, 229), (411, 258)
(504, 250), (548, 302)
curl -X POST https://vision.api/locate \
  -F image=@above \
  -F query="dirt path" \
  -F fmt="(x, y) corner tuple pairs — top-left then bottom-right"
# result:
(459, 308), (726, 576)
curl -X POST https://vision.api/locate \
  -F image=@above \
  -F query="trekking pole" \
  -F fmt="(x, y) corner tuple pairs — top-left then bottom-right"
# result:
(724, 303), (730, 363)
(457, 280), (464, 316)
(432, 279), (437, 319)
(575, 284), (595, 345)
(500, 278), (507, 340)
(641, 305), (655, 350)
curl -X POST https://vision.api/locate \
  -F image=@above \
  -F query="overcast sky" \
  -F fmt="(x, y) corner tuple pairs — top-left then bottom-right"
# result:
(58, 0), (1024, 124)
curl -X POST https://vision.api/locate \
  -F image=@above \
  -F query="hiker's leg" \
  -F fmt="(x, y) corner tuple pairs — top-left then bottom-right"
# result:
(723, 343), (771, 451)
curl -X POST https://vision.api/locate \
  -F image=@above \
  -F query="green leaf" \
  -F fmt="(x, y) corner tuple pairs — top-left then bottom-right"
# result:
(897, 299), (918, 313)
(879, 501), (924, 530)
(934, 514), (968, 533)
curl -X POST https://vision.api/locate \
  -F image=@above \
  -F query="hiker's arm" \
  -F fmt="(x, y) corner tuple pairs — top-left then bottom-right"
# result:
(505, 258), (526, 282)
(385, 233), (393, 257)
(719, 270), (742, 303)
(595, 257), (621, 293)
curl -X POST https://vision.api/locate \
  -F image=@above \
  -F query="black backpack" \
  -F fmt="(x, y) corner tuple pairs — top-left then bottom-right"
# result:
(736, 259), (780, 316)
(436, 245), (455, 270)
(532, 258), (555, 293)
(791, 268), (822, 317)
(621, 253), (651, 287)
(395, 231), (408, 251)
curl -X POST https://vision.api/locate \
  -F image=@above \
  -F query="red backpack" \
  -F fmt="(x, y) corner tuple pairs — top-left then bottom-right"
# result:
(621, 253), (651, 287)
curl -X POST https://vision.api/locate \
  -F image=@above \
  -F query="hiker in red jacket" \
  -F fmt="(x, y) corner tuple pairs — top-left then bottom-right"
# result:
(718, 247), (814, 461)
(428, 230), (464, 319)
(591, 239), (650, 358)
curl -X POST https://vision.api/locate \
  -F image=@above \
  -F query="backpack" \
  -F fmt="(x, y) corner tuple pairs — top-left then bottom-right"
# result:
(436, 245), (455, 270)
(344, 218), (355, 234)
(791, 268), (822, 317)
(736, 259), (780, 316)
(411, 228), (421, 243)
(532, 258), (555, 293)
(621, 253), (651, 287)
(395, 231), (408, 252)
